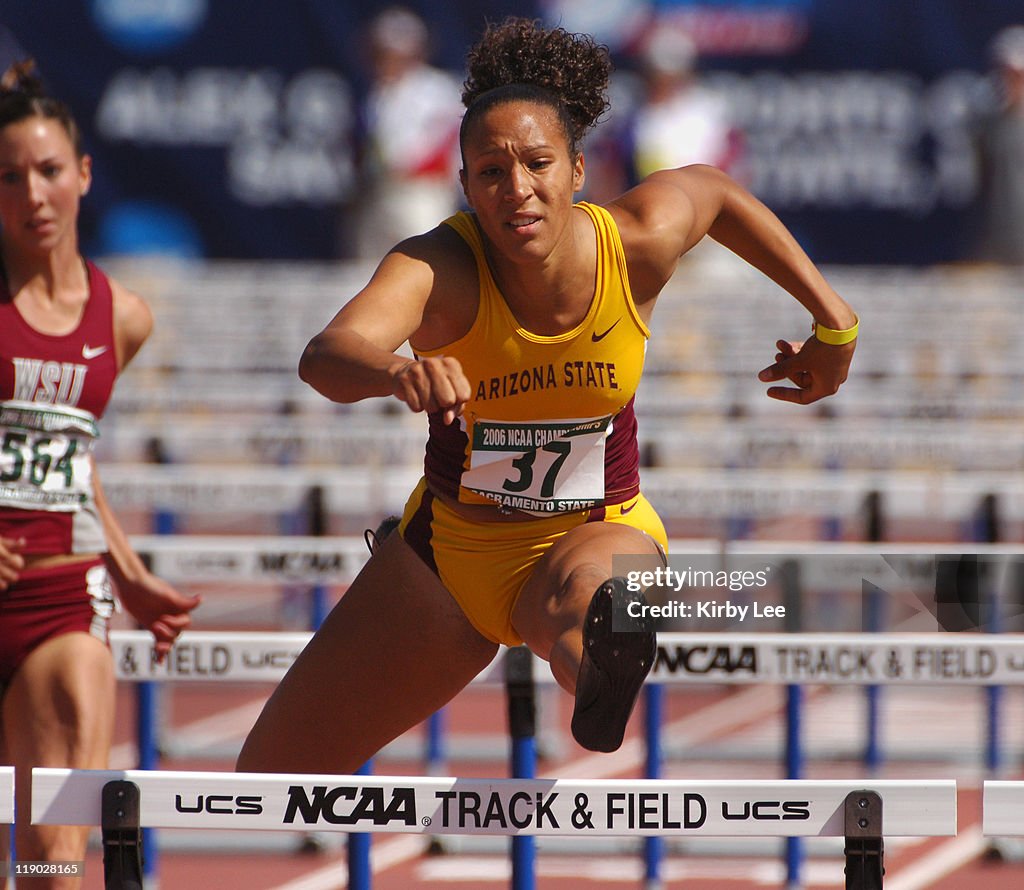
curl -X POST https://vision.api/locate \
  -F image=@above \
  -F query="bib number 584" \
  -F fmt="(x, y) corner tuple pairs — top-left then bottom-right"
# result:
(0, 431), (77, 487)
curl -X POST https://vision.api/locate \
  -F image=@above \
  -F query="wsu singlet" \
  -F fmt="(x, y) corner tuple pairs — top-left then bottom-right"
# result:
(419, 202), (650, 516)
(0, 260), (118, 554)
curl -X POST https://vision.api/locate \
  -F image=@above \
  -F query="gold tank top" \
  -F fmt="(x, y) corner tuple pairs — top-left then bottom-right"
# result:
(418, 202), (650, 515)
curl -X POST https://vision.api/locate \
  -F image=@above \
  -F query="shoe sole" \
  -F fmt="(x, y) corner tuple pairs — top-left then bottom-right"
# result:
(571, 578), (657, 753)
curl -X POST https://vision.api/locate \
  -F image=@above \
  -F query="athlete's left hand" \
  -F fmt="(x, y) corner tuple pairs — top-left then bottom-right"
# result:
(758, 336), (856, 404)
(115, 572), (201, 661)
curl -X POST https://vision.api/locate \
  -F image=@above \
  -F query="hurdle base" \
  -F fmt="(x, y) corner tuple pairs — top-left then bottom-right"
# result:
(843, 790), (884, 890)
(102, 780), (144, 890)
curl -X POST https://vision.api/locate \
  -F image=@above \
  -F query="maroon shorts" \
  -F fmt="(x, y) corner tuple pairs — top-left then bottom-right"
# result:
(0, 558), (115, 687)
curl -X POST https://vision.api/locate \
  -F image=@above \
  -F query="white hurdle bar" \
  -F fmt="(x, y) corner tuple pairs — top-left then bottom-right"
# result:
(984, 782), (1024, 836)
(110, 629), (1024, 686)
(1, 766), (13, 824)
(32, 769), (956, 838)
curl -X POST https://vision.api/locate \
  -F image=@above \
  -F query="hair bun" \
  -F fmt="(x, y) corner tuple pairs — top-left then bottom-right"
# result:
(0, 59), (45, 98)
(462, 18), (610, 138)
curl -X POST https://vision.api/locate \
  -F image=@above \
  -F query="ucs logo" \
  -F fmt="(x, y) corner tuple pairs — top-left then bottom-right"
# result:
(175, 794), (263, 815)
(722, 800), (810, 821)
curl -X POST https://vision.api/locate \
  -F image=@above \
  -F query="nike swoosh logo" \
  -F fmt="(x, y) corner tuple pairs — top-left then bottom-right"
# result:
(82, 344), (108, 360)
(591, 318), (621, 342)
(620, 498), (638, 515)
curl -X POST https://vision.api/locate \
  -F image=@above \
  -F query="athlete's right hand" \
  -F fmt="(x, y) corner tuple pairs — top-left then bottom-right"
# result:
(390, 356), (472, 426)
(0, 535), (26, 591)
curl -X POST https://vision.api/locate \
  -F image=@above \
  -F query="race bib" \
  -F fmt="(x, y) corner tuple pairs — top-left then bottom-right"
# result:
(0, 401), (98, 511)
(461, 415), (612, 515)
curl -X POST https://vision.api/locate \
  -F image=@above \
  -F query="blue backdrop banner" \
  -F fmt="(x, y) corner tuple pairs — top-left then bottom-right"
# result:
(4, 1), (1021, 263)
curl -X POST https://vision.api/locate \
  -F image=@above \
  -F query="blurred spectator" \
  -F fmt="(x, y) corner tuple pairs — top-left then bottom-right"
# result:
(352, 7), (463, 260)
(574, 27), (743, 206)
(628, 27), (741, 181)
(971, 25), (1024, 265)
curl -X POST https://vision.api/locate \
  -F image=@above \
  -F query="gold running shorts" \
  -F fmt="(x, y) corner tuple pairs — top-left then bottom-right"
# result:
(398, 478), (668, 646)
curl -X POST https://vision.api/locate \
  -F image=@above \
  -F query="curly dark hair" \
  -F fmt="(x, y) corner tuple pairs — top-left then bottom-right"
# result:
(0, 59), (82, 156)
(460, 18), (611, 157)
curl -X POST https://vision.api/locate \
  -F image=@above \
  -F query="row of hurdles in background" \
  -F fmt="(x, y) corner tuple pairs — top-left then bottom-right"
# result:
(8, 643), (1024, 890)
(82, 565), (1024, 890)
(108, 536), (1024, 884)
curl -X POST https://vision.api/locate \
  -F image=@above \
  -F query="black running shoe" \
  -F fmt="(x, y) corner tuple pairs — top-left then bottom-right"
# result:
(571, 577), (657, 753)
(363, 515), (401, 555)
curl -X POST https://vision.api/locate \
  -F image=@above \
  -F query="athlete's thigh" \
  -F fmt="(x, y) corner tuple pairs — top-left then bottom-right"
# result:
(3, 632), (115, 766)
(3, 633), (115, 868)
(512, 521), (660, 656)
(238, 531), (499, 775)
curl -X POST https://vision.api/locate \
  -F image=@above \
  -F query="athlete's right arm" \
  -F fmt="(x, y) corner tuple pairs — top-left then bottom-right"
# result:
(298, 230), (473, 425)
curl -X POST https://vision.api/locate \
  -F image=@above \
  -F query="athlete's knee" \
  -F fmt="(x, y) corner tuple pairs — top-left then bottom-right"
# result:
(528, 563), (609, 654)
(557, 562), (609, 611)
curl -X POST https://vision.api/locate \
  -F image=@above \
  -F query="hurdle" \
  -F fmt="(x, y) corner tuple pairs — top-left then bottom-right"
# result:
(1, 767), (12, 825)
(106, 538), (1024, 887)
(984, 782), (1024, 836)
(107, 629), (1016, 888)
(648, 632), (1024, 685)
(121, 536), (1024, 771)
(1, 767), (12, 887)
(109, 628), (1024, 686)
(31, 768), (955, 889)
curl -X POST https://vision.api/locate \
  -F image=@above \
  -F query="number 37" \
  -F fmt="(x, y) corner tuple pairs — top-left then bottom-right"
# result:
(501, 441), (571, 497)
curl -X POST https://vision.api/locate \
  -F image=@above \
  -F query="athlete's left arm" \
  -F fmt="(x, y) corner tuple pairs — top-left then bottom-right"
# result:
(98, 276), (200, 655)
(92, 464), (201, 658)
(611, 164), (857, 405)
(109, 278), (154, 371)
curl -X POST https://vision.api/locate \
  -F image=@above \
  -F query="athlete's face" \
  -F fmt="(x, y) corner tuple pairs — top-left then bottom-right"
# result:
(0, 116), (90, 258)
(460, 100), (585, 262)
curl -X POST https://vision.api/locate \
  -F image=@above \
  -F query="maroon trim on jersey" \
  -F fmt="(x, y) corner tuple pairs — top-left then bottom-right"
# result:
(0, 259), (118, 418)
(401, 487), (438, 575)
(423, 412), (470, 502)
(603, 396), (641, 507)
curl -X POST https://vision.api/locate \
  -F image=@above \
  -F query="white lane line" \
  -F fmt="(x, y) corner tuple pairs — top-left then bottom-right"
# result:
(267, 835), (428, 890)
(108, 698), (267, 767)
(417, 854), (844, 885)
(884, 827), (988, 890)
(549, 685), (784, 780)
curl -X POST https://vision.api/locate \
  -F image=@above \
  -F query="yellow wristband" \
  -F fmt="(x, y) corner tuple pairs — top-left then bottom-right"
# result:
(812, 314), (858, 345)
